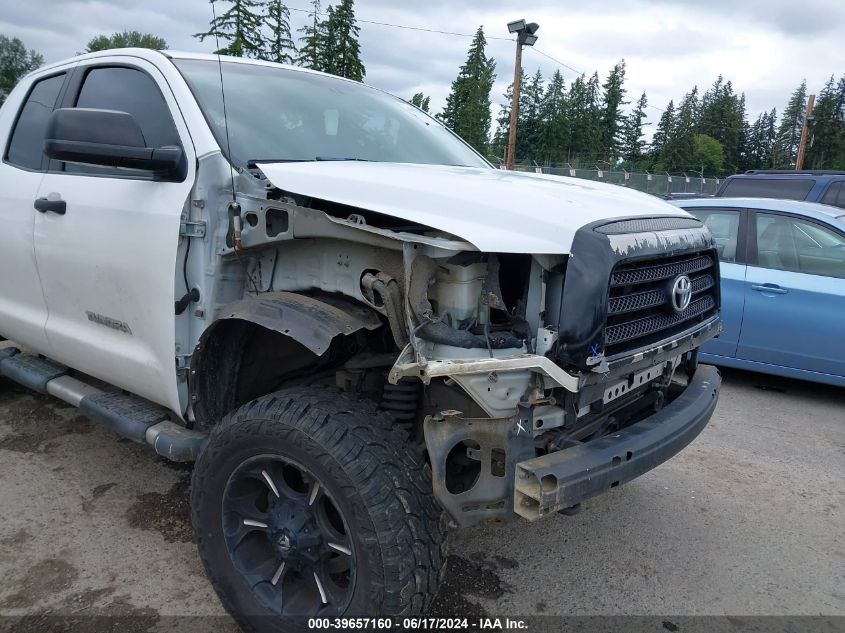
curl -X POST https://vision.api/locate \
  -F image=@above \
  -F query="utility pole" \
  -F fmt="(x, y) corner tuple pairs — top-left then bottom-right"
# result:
(795, 93), (815, 170)
(505, 19), (539, 170)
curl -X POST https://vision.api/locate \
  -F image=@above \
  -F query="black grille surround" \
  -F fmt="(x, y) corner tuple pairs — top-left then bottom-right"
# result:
(604, 250), (721, 357)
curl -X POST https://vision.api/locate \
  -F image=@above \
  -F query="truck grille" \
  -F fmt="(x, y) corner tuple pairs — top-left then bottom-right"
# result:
(604, 250), (719, 356)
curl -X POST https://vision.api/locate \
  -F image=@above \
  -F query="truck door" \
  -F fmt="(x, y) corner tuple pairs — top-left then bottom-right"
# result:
(0, 71), (69, 351)
(738, 211), (845, 379)
(32, 59), (196, 413)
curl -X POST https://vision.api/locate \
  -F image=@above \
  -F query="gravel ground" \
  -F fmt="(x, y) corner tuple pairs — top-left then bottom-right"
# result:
(0, 363), (842, 627)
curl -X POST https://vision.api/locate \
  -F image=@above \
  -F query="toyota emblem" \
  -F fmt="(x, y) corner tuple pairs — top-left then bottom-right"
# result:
(671, 275), (692, 312)
(277, 534), (292, 551)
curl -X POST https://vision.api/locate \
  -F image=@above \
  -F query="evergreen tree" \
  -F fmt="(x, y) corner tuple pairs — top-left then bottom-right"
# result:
(438, 27), (496, 153)
(410, 92), (431, 112)
(264, 0), (296, 64)
(566, 72), (602, 162)
(662, 87), (699, 171)
(773, 80), (807, 168)
(0, 35), (43, 106)
(322, 0), (365, 80)
(518, 69), (545, 161)
(490, 76), (520, 163)
(599, 60), (627, 160)
(649, 99), (674, 163)
(621, 92), (649, 164)
(697, 76), (746, 174)
(296, 0), (326, 70)
(85, 31), (167, 52)
(195, 0), (268, 58)
(806, 75), (845, 169)
(538, 69), (568, 165)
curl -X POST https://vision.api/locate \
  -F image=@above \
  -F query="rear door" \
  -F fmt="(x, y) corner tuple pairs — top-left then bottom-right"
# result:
(0, 70), (70, 351)
(683, 206), (748, 358)
(738, 210), (845, 377)
(32, 58), (196, 412)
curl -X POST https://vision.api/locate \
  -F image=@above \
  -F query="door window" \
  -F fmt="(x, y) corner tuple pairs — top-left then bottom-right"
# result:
(755, 213), (845, 279)
(5, 73), (65, 170)
(64, 66), (181, 175)
(821, 182), (845, 209)
(685, 208), (742, 262)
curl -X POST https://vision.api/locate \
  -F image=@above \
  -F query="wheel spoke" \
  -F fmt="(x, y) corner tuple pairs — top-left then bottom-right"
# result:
(327, 542), (351, 556)
(308, 480), (320, 506)
(271, 561), (286, 586)
(313, 571), (328, 604)
(261, 469), (280, 498)
(243, 518), (268, 529)
(313, 562), (349, 608)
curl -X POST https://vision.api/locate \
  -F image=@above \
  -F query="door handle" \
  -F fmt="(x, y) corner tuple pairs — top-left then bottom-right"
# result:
(751, 283), (788, 295)
(34, 197), (66, 215)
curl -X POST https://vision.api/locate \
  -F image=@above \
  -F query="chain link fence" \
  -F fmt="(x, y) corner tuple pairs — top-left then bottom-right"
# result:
(512, 165), (722, 197)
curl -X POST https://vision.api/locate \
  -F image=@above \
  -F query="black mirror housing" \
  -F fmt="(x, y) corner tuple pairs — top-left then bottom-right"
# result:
(43, 108), (185, 180)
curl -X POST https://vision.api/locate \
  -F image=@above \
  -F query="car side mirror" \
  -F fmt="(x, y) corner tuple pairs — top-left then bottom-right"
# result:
(43, 108), (185, 181)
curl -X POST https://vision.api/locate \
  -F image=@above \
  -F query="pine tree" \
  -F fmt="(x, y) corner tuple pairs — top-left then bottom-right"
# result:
(438, 27), (497, 154)
(518, 69), (545, 161)
(599, 60), (628, 160)
(620, 92), (649, 164)
(296, 0), (326, 70)
(584, 72), (603, 158)
(410, 92), (431, 112)
(195, 0), (267, 58)
(650, 99), (675, 162)
(490, 76), (520, 164)
(264, 0), (296, 64)
(323, 0), (365, 81)
(663, 87), (699, 171)
(773, 80), (807, 168)
(538, 69), (568, 165)
(697, 76), (746, 174)
(806, 75), (845, 169)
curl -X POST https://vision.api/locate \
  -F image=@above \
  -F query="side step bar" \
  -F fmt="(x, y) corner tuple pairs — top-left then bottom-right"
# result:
(0, 348), (205, 461)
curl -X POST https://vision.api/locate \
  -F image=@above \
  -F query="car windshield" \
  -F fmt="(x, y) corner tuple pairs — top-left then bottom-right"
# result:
(173, 58), (490, 169)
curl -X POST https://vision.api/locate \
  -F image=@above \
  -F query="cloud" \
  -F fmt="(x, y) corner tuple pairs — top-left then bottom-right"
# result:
(1, 0), (843, 131)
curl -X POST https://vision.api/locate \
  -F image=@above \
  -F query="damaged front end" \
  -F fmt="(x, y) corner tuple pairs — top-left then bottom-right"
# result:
(199, 161), (722, 528)
(388, 217), (723, 526)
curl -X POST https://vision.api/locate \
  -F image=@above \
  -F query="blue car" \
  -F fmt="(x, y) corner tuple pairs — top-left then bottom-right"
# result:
(669, 197), (845, 387)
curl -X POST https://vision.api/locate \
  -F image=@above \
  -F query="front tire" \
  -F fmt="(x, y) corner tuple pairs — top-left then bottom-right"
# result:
(191, 388), (444, 632)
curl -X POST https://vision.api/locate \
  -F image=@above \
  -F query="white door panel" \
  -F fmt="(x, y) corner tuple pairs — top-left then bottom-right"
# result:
(0, 69), (71, 352)
(0, 167), (50, 350)
(33, 58), (196, 414)
(33, 177), (188, 409)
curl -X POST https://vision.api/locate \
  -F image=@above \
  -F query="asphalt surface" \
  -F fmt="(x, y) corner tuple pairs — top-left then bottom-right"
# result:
(0, 362), (842, 626)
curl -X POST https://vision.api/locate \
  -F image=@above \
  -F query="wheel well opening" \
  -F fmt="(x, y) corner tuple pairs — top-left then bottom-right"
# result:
(191, 320), (322, 429)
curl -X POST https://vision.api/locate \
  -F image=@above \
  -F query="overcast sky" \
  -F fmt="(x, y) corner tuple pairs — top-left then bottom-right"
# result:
(3, 0), (844, 135)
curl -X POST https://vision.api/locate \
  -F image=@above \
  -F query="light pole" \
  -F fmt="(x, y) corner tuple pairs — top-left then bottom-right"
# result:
(505, 19), (539, 170)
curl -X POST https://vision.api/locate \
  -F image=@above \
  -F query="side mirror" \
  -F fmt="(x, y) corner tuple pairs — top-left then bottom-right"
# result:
(43, 108), (185, 180)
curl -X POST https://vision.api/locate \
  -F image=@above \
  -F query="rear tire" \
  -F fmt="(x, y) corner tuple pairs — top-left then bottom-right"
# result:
(191, 387), (444, 632)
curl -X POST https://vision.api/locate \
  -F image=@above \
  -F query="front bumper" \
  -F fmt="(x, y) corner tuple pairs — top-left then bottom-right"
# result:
(513, 364), (721, 520)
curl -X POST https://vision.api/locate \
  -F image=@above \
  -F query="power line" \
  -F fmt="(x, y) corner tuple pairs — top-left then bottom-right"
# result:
(528, 46), (584, 77)
(528, 47), (666, 113)
(287, 6), (515, 41)
(286, 5), (667, 112)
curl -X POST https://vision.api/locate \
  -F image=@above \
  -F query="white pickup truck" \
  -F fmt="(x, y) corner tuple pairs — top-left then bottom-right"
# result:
(0, 49), (722, 630)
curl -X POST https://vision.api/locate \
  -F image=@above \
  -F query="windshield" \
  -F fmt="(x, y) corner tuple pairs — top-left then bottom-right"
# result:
(173, 59), (490, 169)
